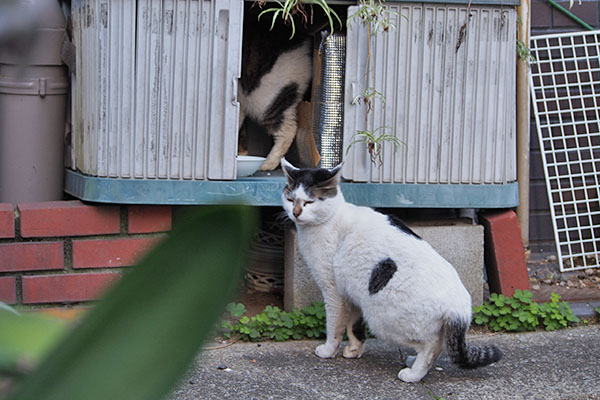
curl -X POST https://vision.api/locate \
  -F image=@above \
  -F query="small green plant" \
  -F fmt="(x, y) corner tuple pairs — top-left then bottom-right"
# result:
(351, 88), (385, 112)
(473, 290), (580, 332)
(345, 127), (405, 166)
(595, 306), (600, 317)
(257, 0), (342, 39)
(218, 302), (247, 334)
(346, 1), (406, 168)
(348, 0), (399, 34)
(425, 389), (448, 400)
(516, 16), (536, 66)
(220, 302), (326, 342)
(347, 0), (398, 102)
(516, 39), (536, 66)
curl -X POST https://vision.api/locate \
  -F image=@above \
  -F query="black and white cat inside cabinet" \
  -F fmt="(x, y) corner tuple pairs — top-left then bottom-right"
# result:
(66, 0), (519, 209)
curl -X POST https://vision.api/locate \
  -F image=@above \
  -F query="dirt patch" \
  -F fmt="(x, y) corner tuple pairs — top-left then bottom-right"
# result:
(527, 253), (600, 302)
(234, 288), (283, 317)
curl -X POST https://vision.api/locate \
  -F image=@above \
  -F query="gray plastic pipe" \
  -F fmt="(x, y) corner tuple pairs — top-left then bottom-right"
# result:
(0, 0), (68, 203)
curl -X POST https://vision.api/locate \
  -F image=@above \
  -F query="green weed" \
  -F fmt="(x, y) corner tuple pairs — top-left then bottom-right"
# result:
(473, 290), (580, 332)
(220, 302), (326, 342)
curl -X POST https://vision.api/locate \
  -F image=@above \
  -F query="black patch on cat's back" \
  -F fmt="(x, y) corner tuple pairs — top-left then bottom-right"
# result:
(387, 215), (421, 240)
(262, 83), (299, 133)
(368, 258), (397, 295)
(240, 12), (309, 94)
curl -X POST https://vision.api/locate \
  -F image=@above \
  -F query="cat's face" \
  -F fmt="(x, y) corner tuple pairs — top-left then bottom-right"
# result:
(281, 158), (343, 226)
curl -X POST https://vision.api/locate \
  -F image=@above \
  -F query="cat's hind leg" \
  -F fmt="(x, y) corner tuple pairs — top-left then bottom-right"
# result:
(397, 336), (443, 383)
(342, 305), (366, 359)
(238, 107), (246, 132)
(260, 98), (299, 171)
(238, 82), (247, 132)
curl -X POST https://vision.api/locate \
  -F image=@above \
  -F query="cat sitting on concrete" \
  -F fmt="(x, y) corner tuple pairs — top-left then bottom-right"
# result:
(280, 158), (502, 382)
(238, 13), (312, 171)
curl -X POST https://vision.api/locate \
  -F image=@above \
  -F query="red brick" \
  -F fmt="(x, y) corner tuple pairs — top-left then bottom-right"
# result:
(19, 201), (120, 238)
(22, 273), (121, 304)
(72, 237), (162, 269)
(481, 210), (531, 297)
(0, 242), (63, 272)
(0, 203), (14, 238)
(0, 277), (17, 304)
(128, 206), (172, 234)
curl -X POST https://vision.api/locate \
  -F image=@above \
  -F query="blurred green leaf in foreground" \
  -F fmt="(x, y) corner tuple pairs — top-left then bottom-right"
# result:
(2, 205), (256, 400)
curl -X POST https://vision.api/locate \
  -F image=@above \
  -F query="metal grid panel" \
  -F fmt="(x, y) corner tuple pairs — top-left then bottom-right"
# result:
(529, 30), (600, 272)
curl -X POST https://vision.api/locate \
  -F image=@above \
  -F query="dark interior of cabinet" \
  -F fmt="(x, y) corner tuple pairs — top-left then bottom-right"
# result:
(238, 2), (349, 173)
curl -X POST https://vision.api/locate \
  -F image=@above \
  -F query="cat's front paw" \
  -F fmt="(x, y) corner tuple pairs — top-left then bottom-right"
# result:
(342, 343), (364, 359)
(397, 367), (425, 383)
(315, 344), (338, 358)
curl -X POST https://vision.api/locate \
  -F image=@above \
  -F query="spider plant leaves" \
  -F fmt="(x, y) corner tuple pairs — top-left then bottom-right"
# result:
(8, 205), (257, 400)
(259, 0), (297, 38)
(345, 127), (405, 166)
(312, 0), (343, 35)
(345, 127), (403, 155)
(258, 0), (342, 39)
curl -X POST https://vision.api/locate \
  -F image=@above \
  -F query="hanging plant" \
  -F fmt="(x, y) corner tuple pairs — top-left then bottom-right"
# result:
(346, 127), (405, 167)
(346, 0), (405, 167)
(256, 0), (342, 39)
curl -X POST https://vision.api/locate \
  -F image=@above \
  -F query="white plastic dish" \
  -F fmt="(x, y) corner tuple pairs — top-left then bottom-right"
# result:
(236, 155), (266, 177)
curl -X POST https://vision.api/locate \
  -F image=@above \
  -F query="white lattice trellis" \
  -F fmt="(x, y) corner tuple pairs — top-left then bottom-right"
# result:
(529, 30), (600, 272)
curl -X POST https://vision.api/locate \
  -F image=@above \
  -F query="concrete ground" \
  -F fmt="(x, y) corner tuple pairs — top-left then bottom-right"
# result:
(171, 325), (600, 400)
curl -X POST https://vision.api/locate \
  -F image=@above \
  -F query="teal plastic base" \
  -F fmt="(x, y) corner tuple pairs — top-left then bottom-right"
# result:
(64, 169), (519, 208)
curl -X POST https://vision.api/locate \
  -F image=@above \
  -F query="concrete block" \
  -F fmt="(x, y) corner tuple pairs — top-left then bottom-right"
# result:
(284, 227), (322, 312)
(412, 223), (484, 306)
(283, 221), (485, 312)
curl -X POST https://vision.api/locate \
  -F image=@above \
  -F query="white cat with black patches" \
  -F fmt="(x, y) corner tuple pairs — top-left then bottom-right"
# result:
(238, 13), (312, 171)
(280, 158), (502, 383)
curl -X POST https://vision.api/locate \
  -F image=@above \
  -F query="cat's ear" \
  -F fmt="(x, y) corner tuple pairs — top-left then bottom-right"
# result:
(281, 157), (298, 180)
(317, 161), (344, 190)
(329, 161), (344, 184)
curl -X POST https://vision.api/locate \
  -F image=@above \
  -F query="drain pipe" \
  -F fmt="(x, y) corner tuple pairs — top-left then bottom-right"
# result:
(516, 0), (531, 247)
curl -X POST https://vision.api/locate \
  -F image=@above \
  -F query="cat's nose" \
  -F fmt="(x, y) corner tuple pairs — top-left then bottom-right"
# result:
(293, 206), (302, 218)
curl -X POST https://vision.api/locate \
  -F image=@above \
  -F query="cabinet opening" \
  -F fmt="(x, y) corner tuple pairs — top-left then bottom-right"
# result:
(237, 2), (350, 177)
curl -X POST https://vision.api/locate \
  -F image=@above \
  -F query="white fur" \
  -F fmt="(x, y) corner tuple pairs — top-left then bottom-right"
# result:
(281, 159), (473, 383)
(238, 40), (312, 170)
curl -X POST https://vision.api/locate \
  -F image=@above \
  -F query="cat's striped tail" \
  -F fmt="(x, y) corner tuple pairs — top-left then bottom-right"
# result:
(445, 317), (502, 369)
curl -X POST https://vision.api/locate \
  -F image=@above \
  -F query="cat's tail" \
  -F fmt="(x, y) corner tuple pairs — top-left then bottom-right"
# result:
(444, 317), (502, 369)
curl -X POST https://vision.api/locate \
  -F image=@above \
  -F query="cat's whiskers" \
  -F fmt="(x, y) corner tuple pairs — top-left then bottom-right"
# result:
(275, 210), (295, 229)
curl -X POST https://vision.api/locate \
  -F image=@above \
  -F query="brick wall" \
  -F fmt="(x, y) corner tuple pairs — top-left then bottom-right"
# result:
(528, 0), (599, 253)
(0, 201), (171, 307)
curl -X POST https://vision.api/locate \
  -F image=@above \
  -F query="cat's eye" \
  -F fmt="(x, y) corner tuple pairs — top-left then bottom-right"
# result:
(286, 198), (293, 202)
(304, 200), (314, 205)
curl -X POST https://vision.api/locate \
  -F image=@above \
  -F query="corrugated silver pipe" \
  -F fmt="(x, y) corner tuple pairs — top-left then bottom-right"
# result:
(312, 31), (346, 170)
